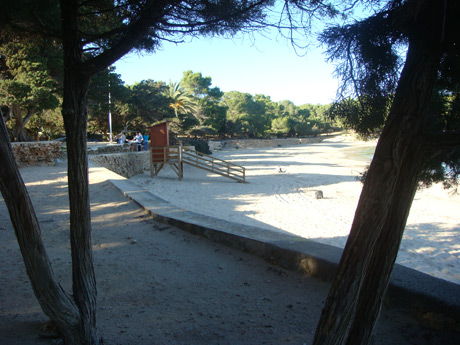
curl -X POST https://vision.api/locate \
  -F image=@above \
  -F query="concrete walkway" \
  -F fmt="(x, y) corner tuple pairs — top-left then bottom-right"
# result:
(94, 163), (460, 326)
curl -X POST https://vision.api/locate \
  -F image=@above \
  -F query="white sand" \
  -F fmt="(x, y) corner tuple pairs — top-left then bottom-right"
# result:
(130, 136), (460, 285)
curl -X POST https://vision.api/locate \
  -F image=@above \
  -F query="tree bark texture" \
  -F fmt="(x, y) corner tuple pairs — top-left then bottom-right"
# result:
(59, 1), (99, 343)
(0, 112), (81, 338)
(313, 2), (448, 344)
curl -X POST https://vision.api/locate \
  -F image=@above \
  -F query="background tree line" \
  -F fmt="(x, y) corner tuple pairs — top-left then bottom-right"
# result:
(0, 41), (339, 141)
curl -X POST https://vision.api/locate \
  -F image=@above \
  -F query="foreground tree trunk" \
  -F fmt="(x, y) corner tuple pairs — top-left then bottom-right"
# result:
(1, 3), (100, 344)
(60, 69), (99, 345)
(1, 108), (97, 344)
(313, 3), (451, 344)
(59, 1), (99, 343)
(0, 112), (83, 340)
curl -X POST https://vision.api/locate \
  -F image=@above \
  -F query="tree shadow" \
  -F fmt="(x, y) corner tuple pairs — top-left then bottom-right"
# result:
(305, 223), (460, 286)
(397, 222), (460, 284)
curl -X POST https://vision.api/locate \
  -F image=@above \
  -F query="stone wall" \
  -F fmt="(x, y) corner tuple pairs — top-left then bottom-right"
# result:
(87, 144), (132, 155)
(208, 137), (324, 151)
(11, 141), (63, 167)
(89, 151), (150, 178)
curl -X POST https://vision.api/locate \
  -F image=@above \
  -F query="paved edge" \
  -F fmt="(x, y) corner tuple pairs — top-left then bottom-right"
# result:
(107, 172), (460, 325)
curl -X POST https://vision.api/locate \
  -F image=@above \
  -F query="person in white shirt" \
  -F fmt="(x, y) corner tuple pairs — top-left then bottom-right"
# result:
(134, 132), (143, 151)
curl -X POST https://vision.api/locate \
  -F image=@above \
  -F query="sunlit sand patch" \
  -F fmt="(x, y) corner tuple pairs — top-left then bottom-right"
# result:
(93, 242), (125, 250)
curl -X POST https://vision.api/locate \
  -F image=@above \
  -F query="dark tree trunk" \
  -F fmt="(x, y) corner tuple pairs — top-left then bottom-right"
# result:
(313, 2), (447, 344)
(0, 111), (82, 339)
(61, 77), (98, 345)
(1, 2), (101, 342)
(59, 1), (99, 343)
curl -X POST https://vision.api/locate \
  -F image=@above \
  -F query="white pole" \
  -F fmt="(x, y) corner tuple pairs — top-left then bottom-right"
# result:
(108, 69), (113, 143)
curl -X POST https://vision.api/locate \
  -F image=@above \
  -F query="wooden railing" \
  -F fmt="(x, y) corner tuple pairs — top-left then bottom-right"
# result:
(150, 145), (246, 183)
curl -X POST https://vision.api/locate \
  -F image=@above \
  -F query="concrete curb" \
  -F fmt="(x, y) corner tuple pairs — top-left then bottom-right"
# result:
(109, 177), (460, 325)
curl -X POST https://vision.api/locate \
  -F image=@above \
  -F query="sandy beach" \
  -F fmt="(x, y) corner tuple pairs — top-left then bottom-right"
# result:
(131, 135), (460, 285)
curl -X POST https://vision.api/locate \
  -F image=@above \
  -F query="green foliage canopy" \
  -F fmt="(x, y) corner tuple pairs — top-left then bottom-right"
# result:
(0, 37), (61, 140)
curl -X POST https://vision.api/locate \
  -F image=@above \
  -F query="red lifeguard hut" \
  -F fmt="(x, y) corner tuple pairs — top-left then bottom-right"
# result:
(149, 121), (183, 179)
(150, 121), (169, 162)
(149, 121), (246, 182)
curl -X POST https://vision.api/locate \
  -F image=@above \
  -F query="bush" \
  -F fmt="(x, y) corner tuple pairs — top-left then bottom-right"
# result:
(187, 138), (212, 155)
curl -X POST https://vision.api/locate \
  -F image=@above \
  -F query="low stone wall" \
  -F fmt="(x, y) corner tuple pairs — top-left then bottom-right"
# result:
(89, 151), (150, 178)
(208, 137), (323, 151)
(11, 141), (63, 167)
(87, 144), (132, 155)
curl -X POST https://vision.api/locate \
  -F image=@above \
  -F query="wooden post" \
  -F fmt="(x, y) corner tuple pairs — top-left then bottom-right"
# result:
(149, 147), (153, 177)
(178, 144), (183, 181)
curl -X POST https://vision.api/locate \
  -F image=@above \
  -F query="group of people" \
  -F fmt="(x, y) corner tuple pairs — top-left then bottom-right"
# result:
(119, 131), (149, 151)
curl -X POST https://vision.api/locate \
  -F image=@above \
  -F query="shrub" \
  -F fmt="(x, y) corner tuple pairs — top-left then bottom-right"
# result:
(187, 138), (212, 155)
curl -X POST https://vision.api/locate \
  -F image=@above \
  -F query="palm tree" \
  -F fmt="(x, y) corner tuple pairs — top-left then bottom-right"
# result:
(163, 81), (203, 135)
(164, 81), (200, 118)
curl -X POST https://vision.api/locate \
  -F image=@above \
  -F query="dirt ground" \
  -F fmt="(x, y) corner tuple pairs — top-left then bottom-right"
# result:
(1, 163), (459, 345)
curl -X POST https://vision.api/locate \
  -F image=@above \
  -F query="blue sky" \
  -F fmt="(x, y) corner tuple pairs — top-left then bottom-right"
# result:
(114, 32), (340, 106)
